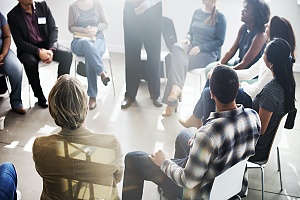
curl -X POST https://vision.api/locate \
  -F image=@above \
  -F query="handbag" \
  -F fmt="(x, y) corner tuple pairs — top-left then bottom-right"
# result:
(77, 61), (87, 77)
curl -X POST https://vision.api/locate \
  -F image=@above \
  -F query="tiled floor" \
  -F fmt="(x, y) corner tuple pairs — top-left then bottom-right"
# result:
(0, 53), (300, 200)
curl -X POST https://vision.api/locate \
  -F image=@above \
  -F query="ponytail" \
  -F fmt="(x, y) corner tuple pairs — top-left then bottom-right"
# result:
(205, 5), (217, 26)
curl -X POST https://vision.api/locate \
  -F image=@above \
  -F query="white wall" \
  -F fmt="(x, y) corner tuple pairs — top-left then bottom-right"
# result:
(1, 0), (300, 71)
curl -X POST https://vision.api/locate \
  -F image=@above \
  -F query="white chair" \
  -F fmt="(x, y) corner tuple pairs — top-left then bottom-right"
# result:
(74, 46), (116, 95)
(210, 159), (247, 200)
(0, 73), (10, 94)
(28, 61), (59, 107)
(140, 33), (169, 83)
(247, 114), (287, 200)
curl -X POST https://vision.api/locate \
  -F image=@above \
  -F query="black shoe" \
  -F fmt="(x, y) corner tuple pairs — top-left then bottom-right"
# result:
(121, 97), (133, 109)
(152, 97), (162, 107)
(38, 101), (48, 108)
(101, 76), (110, 86)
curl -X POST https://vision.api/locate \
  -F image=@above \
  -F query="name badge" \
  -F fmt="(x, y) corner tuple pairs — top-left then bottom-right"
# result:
(38, 17), (46, 24)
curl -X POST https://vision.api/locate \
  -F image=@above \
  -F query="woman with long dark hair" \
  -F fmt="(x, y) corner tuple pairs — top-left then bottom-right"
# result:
(180, 16), (296, 129)
(249, 38), (296, 162)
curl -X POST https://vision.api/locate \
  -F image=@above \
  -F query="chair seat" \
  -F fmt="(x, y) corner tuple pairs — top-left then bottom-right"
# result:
(38, 61), (59, 68)
(140, 49), (169, 62)
(189, 68), (206, 75)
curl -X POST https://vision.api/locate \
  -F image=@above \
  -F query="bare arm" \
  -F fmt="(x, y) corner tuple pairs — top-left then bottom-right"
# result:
(258, 107), (273, 135)
(0, 23), (11, 65)
(234, 32), (267, 70)
(219, 25), (244, 64)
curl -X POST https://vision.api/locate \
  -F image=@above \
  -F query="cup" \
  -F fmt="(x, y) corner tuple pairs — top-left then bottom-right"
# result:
(0, 116), (5, 131)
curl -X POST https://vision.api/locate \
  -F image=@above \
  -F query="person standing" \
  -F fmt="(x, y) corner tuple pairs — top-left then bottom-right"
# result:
(121, 0), (163, 109)
(0, 11), (25, 114)
(8, 0), (73, 108)
(69, 0), (111, 110)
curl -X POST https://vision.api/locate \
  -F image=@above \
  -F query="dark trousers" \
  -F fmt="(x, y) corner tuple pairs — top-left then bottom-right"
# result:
(19, 44), (72, 102)
(123, 2), (162, 100)
(122, 130), (193, 200)
(193, 80), (253, 125)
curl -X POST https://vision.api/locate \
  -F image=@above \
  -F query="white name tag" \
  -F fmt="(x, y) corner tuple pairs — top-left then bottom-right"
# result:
(38, 17), (46, 24)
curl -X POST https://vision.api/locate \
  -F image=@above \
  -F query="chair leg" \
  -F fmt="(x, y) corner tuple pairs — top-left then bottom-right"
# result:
(108, 59), (116, 96)
(163, 61), (167, 83)
(5, 76), (11, 94)
(261, 165), (264, 200)
(28, 81), (32, 108)
(277, 147), (283, 191)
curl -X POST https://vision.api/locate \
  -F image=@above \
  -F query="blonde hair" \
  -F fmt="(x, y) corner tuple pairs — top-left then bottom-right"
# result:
(48, 75), (88, 130)
(205, 0), (217, 26)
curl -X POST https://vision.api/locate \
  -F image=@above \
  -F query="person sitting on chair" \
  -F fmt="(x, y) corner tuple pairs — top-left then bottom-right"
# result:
(8, 0), (73, 108)
(180, 16), (296, 129)
(32, 75), (124, 199)
(0, 11), (25, 114)
(161, 0), (226, 117)
(68, 0), (111, 110)
(122, 65), (261, 199)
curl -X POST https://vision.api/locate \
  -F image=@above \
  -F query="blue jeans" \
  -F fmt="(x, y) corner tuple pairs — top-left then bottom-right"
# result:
(193, 81), (252, 125)
(122, 130), (193, 200)
(0, 162), (17, 200)
(71, 34), (106, 98)
(0, 50), (23, 110)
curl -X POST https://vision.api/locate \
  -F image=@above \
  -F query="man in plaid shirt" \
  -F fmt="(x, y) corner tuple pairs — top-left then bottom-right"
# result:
(122, 65), (261, 199)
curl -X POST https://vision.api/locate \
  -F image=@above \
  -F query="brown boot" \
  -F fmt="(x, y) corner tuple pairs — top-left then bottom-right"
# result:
(179, 114), (202, 128)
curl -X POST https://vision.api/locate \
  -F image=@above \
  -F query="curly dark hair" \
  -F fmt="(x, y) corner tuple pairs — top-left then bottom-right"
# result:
(245, 0), (270, 32)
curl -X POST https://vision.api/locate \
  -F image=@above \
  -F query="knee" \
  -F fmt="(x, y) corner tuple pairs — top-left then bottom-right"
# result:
(175, 130), (191, 145)
(82, 40), (94, 51)
(172, 43), (186, 55)
(0, 162), (15, 176)
(125, 151), (147, 169)
(203, 88), (211, 99)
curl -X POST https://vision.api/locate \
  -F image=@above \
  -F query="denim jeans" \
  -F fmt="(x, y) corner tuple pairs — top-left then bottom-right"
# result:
(0, 50), (23, 110)
(0, 162), (17, 200)
(122, 130), (193, 200)
(71, 34), (106, 98)
(193, 83), (252, 125)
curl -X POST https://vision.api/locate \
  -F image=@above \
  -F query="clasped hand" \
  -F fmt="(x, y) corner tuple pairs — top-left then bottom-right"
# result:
(39, 49), (53, 64)
(135, 2), (147, 15)
(83, 26), (98, 36)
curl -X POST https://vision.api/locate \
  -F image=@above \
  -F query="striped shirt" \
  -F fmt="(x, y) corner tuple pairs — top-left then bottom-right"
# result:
(161, 105), (261, 199)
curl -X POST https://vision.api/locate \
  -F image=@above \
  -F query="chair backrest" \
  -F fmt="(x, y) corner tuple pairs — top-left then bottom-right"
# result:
(61, 141), (118, 199)
(269, 114), (288, 157)
(210, 159), (247, 200)
(37, 140), (119, 199)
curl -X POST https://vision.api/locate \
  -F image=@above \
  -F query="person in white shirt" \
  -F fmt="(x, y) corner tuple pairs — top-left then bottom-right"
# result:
(180, 16), (296, 129)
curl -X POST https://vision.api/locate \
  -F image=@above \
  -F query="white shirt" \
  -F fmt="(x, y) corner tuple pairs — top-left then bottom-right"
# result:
(236, 57), (273, 98)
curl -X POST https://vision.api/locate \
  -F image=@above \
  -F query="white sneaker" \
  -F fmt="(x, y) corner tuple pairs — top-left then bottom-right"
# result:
(16, 190), (21, 200)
